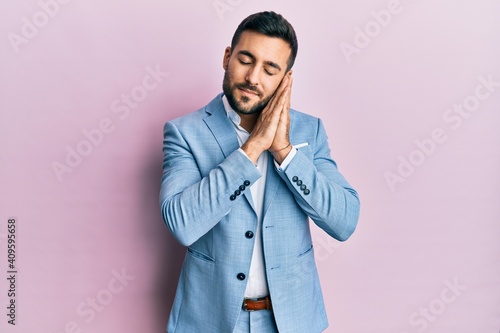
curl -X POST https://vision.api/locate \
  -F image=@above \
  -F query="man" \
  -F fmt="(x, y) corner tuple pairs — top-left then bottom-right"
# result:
(160, 11), (360, 333)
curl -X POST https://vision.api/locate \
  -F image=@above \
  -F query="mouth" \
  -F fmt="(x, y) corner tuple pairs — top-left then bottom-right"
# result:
(238, 87), (259, 97)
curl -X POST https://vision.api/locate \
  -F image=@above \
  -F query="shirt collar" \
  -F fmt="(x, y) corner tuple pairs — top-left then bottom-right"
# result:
(222, 94), (242, 127)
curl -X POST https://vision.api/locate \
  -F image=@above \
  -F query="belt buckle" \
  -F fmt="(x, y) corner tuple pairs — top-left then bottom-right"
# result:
(242, 301), (255, 312)
(242, 297), (257, 312)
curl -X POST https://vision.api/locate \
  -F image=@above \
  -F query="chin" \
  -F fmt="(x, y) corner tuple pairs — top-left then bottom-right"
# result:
(235, 104), (257, 115)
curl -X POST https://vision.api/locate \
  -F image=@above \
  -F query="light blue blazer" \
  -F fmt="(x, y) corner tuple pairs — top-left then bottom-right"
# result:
(160, 94), (360, 333)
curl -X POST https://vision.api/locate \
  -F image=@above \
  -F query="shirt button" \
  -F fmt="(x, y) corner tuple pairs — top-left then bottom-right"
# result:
(296, 180), (303, 186)
(237, 273), (246, 280)
(304, 189), (310, 195)
(245, 231), (254, 239)
(244, 180), (250, 186)
(230, 195), (237, 201)
(292, 176), (298, 182)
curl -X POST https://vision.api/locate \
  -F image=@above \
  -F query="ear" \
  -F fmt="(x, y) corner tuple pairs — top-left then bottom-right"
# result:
(222, 46), (231, 70)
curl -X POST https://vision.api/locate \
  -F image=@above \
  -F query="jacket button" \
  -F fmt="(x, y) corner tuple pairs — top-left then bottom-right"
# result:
(296, 180), (303, 186)
(304, 189), (310, 195)
(292, 176), (298, 182)
(245, 231), (254, 239)
(244, 180), (250, 186)
(237, 273), (246, 280)
(230, 194), (236, 201)
(300, 185), (307, 191)
(235, 189), (241, 196)
(239, 185), (246, 191)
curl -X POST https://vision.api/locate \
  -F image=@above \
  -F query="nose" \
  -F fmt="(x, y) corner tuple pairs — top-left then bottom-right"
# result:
(245, 65), (259, 86)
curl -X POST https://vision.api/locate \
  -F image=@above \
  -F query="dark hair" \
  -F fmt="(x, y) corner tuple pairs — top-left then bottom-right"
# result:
(230, 11), (298, 71)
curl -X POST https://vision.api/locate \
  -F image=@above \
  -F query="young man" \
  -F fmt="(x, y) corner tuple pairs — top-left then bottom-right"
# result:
(160, 11), (360, 333)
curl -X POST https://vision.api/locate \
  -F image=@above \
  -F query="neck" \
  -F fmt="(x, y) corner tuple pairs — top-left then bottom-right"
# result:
(238, 112), (259, 133)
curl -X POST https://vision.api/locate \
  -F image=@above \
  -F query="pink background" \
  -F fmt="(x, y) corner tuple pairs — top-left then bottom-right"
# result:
(1, 1), (499, 332)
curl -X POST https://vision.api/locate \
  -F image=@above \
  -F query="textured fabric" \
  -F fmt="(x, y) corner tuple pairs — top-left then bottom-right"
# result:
(223, 94), (270, 298)
(234, 309), (279, 333)
(160, 93), (360, 333)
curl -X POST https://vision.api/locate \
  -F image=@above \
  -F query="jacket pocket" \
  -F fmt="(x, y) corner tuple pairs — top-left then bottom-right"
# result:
(297, 244), (314, 258)
(187, 247), (215, 263)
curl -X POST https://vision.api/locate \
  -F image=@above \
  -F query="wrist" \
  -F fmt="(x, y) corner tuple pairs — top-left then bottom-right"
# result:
(269, 142), (291, 154)
(270, 143), (292, 164)
(241, 140), (266, 164)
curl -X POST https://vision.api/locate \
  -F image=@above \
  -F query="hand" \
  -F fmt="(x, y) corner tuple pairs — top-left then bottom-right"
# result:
(270, 75), (293, 164)
(241, 73), (292, 163)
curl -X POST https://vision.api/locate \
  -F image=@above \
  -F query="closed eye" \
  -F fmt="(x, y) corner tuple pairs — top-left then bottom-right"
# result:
(264, 69), (276, 76)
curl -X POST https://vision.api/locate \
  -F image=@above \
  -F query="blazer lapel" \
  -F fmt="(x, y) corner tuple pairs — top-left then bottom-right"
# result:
(262, 151), (281, 217)
(203, 95), (240, 158)
(203, 94), (256, 213)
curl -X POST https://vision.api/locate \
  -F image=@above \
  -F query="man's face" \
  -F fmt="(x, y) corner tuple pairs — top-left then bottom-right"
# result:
(222, 30), (291, 115)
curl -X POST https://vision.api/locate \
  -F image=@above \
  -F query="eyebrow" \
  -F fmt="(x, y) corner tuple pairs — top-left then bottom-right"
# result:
(237, 50), (282, 72)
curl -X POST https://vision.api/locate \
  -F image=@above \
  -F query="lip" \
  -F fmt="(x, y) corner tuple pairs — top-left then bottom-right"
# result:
(238, 87), (259, 97)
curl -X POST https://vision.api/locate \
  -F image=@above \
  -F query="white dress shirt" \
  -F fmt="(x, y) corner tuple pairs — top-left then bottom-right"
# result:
(222, 95), (296, 298)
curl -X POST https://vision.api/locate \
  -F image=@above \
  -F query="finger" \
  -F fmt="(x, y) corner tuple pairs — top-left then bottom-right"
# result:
(256, 87), (288, 128)
(281, 88), (291, 122)
(287, 76), (293, 110)
(263, 75), (290, 115)
(275, 76), (291, 109)
(260, 84), (290, 125)
(273, 88), (289, 119)
(279, 99), (289, 126)
(272, 94), (291, 147)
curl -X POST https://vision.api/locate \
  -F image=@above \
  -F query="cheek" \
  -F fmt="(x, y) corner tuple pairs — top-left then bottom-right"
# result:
(228, 62), (247, 81)
(262, 79), (282, 97)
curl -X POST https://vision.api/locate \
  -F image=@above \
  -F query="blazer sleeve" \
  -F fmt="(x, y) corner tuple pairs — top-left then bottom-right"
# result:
(277, 118), (360, 241)
(159, 120), (261, 246)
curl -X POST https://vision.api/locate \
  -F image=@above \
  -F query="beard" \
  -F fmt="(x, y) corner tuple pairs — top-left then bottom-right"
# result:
(222, 70), (272, 115)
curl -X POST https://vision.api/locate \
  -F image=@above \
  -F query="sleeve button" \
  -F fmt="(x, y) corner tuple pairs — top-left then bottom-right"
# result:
(292, 176), (299, 182)
(300, 185), (307, 191)
(296, 180), (303, 186)
(304, 189), (310, 195)
(239, 185), (246, 191)
(230, 195), (237, 201)
(244, 180), (250, 186)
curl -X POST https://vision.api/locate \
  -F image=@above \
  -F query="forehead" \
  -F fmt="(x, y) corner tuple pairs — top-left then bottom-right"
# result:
(233, 30), (291, 67)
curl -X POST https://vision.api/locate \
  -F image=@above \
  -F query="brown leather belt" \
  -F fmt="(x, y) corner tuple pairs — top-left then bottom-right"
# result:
(242, 296), (272, 311)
